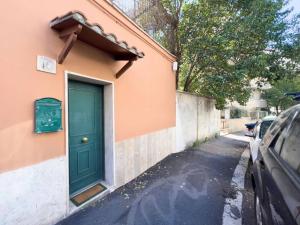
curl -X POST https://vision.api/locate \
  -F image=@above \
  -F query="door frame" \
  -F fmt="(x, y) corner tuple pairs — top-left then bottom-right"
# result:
(64, 71), (116, 211)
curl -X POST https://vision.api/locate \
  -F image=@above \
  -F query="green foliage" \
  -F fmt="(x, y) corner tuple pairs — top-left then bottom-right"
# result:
(134, 0), (185, 88)
(283, 14), (300, 67)
(137, 0), (300, 109)
(192, 136), (209, 148)
(136, 0), (184, 54)
(230, 107), (247, 119)
(192, 139), (202, 147)
(178, 0), (300, 109)
(262, 77), (300, 114)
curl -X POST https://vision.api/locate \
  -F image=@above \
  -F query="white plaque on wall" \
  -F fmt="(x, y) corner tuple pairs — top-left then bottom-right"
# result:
(37, 56), (56, 74)
(172, 61), (178, 71)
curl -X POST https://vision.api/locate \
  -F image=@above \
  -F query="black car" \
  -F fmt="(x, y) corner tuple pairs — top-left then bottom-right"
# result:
(252, 104), (300, 225)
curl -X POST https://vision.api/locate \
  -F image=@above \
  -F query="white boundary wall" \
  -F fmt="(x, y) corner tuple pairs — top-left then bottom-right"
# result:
(176, 91), (221, 152)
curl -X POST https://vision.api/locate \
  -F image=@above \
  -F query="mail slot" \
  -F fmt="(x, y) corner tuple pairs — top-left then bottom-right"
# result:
(34, 98), (62, 133)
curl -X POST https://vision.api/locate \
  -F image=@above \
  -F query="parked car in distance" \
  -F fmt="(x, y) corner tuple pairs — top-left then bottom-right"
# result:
(246, 115), (277, 162)
(245, 122), (257, 132)
(252, 104), (300, 225)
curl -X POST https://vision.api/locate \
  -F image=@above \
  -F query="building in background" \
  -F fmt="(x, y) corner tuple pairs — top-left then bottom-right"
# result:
(220, 80), (270, 133)
(222, 80), (270, 120)
(228, 89), (268, 119)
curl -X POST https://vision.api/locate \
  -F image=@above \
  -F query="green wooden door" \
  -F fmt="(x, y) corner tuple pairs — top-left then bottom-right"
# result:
(68, 80), (104, 195)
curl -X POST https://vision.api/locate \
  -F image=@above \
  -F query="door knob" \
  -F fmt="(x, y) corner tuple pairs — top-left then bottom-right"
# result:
(81, 137), (88, 143)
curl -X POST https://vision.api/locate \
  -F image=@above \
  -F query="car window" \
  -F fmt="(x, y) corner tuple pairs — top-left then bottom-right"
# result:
(273, 131), (285, 153)
(280, 112), (300, 174)
(263, 108), (296, 147)
(269, 109), (293, 135)
(259, 120), (273, 139)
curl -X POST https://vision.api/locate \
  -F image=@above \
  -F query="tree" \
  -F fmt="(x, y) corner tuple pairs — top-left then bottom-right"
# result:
(133, 0), (300, 109)
(134, 0), (185, 89)
(262, 77), (300, 115)
(178, 0), (299, 109)
(283, 14), (300, 72)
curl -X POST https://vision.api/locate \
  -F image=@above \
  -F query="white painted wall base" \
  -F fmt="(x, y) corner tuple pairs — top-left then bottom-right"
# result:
(115, 127), (176, 187)
(1, 127), (176, 225)
(0, 157), (67, 225)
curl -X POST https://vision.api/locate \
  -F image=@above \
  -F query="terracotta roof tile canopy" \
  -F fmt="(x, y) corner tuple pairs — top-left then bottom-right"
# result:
(50, 11), (145, 78)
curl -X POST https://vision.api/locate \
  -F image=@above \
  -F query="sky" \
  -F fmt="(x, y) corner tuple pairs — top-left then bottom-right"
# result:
(288, 0), (300, 16)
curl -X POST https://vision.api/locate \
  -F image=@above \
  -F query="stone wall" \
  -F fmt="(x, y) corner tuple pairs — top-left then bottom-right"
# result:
(176, 92), (221, 152)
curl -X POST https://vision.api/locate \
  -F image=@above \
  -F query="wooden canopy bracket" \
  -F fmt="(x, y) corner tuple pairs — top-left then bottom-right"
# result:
(58, 25), (82, 64)
(116, 57), (137, 79)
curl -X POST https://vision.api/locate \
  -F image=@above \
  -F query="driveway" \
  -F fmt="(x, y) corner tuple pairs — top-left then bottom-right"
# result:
(57, 133), (254, 225)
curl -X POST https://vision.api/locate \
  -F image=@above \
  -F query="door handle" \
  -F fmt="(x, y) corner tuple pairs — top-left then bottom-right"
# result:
(81, 137), (89, 144)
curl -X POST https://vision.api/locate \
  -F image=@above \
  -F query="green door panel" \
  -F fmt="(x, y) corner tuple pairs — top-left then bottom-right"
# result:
(68, 80), (104, 195)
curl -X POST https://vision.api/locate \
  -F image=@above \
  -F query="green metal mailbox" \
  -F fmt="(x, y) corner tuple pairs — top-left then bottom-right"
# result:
(34, 98), (62, 133)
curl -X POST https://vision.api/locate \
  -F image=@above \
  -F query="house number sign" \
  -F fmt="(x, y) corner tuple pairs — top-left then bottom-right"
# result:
(34, 98), (62, 133)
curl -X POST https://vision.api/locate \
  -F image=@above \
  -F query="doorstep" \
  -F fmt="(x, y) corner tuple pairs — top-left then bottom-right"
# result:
(71, 183), (107, 206)
(68, 182), (114, 215)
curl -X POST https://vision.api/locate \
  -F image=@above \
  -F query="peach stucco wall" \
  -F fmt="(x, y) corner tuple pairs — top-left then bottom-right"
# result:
(0, 0), (176, 172)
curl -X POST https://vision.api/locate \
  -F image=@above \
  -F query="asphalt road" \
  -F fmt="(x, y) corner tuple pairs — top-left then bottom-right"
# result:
(57, 133), (254, 225)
